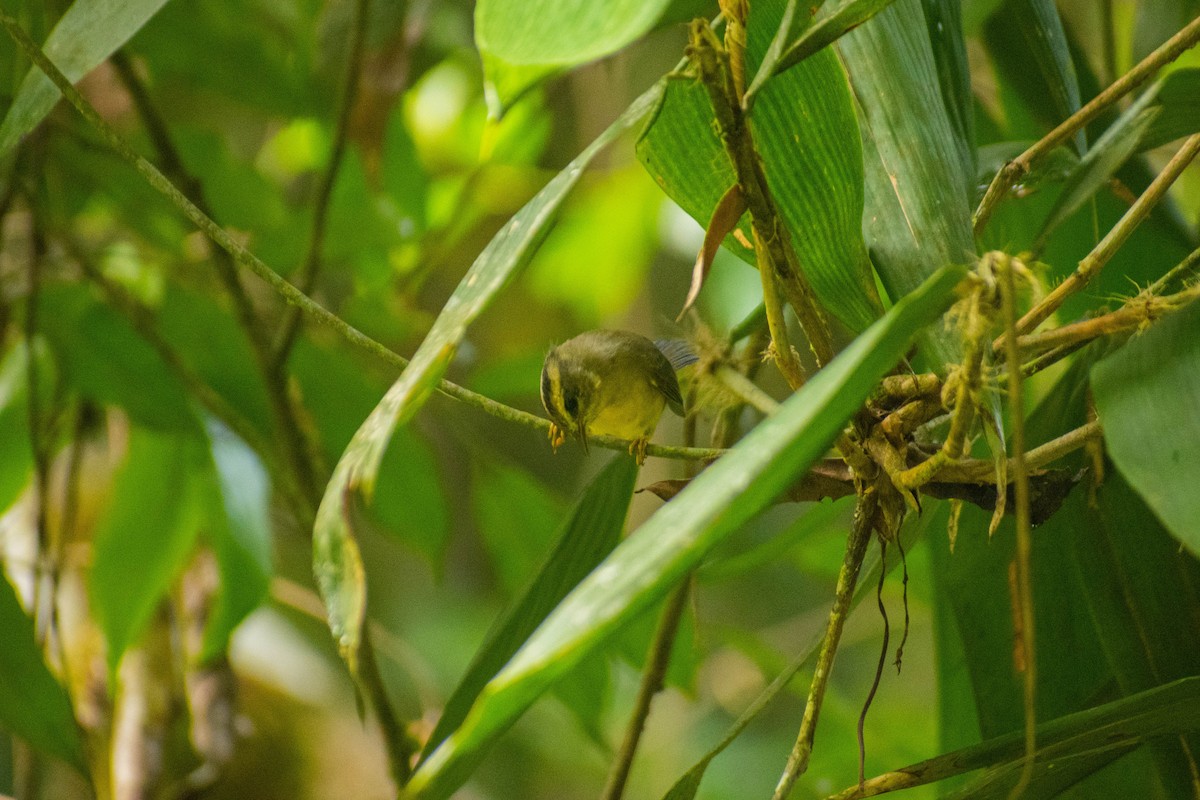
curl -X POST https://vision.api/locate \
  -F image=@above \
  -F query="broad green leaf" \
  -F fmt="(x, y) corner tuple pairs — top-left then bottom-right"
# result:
(1092, 299), (1200, 556)
(475, 0), (671, 115)
(38, 284), (197, 431)
(0, 0), (172, 155)
(839, 0), (974, 364)
(91, 427), (206, 673)
(845, 677), (1200, 797)
(1068, 473), (1200, 794)
(405, 264), (966, 800)
(0, 572), (86, 772)
(199, 419), (272, 661)
(745, 0), (899, 106)
(638, 0), (882, 332)
(419, 455), (637, 764)
(0, 341), (55, 515)
(312, 84), (662, 677)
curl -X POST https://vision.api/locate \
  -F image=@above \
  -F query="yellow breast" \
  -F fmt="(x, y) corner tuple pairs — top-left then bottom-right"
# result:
(585, 378), (667, 441)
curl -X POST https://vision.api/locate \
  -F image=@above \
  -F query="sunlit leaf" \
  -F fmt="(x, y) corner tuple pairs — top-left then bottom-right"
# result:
(475, 0), (671, 115)
(199, 419), (272, 661)
(91, 427), (206, 673)
(0, 0), (172, 155)
(405, 265), (966, 800)
(1092, 299), (1200, 556)
(0, 572), (86, 773)
(312, 83), (663, 678)
(0, 341), (55, 515)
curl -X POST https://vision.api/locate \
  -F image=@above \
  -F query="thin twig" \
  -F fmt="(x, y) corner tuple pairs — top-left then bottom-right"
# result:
(772, 487), (878, 800)
(972, 16), (1200, 234)
(999, 134), (1200, 346)
(857, 539), (889, 787)
(273, 0), (372, 364)
(600, 580), (691, 800)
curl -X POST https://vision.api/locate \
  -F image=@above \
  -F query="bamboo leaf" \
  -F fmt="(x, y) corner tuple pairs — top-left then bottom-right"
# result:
(312, 84), (662, 679)
(419, 455), (638, 763)
(840, 676), (1200, 798)
(475, 0), (672, 116)
(90, 427), (206, 674)
(1091, 298), (1200, 556)
(199, 419), (272, 661)
(404, 264), (967, 800)
(744, 0), (900, 106)
(0, 572), (86, 772)
(0, 0), (172, 155)
(638, 0), (882, 333)
(838, 0), (974, 366)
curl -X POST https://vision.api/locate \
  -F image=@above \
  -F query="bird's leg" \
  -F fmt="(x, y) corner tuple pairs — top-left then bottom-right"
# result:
(548, 423), (565, 452)
(629, 438), (649, 466)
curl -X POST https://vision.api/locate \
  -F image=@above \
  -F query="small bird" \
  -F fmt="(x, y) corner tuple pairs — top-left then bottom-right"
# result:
(540, 330), (693, 465)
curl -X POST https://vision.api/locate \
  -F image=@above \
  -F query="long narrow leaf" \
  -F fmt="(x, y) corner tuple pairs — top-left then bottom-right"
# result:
(0, 0), (172, 155)
(312, 83), (663, 676)
(838, 676), (1200, 798)
(0, 572), (86, 772)
(405, 264), (967, 800)
(745, 0), (899, 106)
(420, 455), (638, 762)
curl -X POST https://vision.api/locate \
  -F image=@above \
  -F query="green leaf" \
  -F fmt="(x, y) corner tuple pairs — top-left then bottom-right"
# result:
(0, 0), (173, 156)
(1140, 67), (1200, 151)
(983, 0), (1085, 154)
(847, 677), (1200, 797)
(638, 0), (882, 332)
(199, 419), (272, 661)
(91, 427), (205, 673)
(838, 0), (974, 364)
(475, 0), (671, 115)
(0, 573), (86, 772)
(38, 285), (197, 431)
(0, 341), (55, 515)
(419, 455), (638, 764)
(405, 264), (967, 800)
(312, 84), (661, 677)
(1033, 84), (1163, 249)
(921, 0), (975, 166)
(1091, 299), (1200, 556)
(745, 0), (900, 105)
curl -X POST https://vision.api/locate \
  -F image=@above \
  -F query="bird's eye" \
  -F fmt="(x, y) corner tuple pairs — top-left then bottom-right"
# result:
(563, 394), (578, 417)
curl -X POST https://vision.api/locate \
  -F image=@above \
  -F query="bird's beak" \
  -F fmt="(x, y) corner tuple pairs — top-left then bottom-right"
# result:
(576, 424), (589, 455)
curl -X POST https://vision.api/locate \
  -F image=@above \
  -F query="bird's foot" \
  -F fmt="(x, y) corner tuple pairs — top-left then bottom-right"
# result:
(548, 423), (565, 452)
(628, 438), (649, 466)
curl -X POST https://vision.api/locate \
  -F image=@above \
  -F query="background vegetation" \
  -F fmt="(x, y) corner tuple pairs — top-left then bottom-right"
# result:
(0, 1), (1199, 799)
